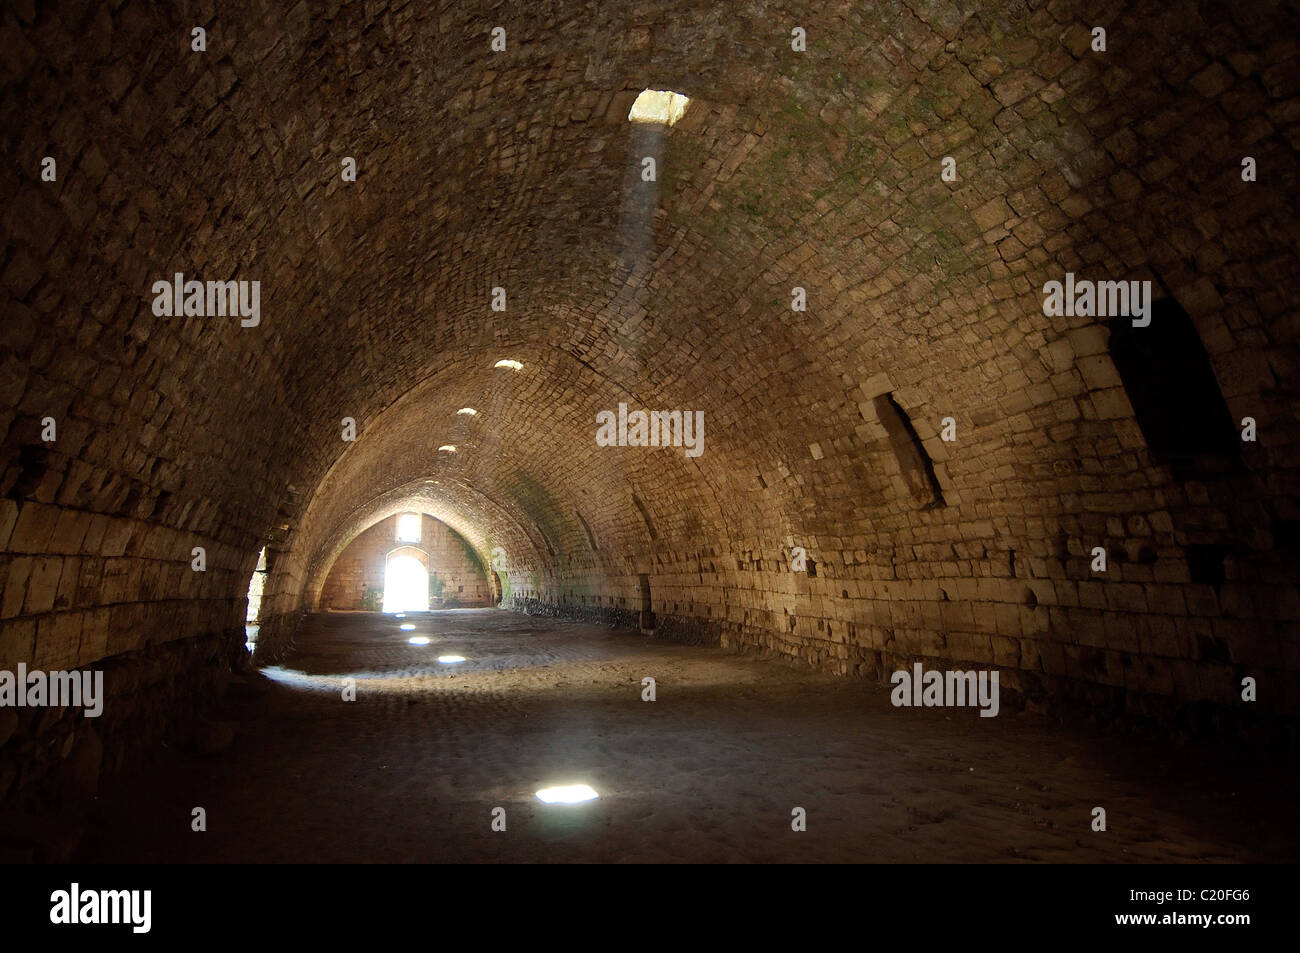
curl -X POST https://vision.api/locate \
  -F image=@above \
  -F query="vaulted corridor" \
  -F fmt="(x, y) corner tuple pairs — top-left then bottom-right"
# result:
(2, 0), (1298, 888)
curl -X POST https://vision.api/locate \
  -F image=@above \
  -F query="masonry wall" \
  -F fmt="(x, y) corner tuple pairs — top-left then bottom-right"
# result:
(318, 514), (493, 609)
(0, 496), (251, 817)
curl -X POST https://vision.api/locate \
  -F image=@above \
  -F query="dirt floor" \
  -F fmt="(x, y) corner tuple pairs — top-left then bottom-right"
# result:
(75, 609), (1298, 863)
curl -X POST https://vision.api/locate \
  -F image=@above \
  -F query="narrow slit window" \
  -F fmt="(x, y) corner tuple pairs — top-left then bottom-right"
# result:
(396, 513), (421, 543)
(246, 546), (268, 624)
(872, 393), (946, 509)
(576, 511), (599, 552)
(631, 494), (658, 540)
(245, 546), (268, 652)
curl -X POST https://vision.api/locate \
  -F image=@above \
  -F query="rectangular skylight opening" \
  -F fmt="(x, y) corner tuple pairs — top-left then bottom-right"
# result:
(628, 89), (690, 126)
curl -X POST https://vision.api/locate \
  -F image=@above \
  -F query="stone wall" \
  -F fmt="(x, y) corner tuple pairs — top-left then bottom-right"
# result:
(0, 627), (245, 856)
(318, 513), (493, 609)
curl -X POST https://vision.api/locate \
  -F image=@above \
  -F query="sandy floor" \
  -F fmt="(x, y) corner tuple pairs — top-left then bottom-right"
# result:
(76, 609), (1298, 863)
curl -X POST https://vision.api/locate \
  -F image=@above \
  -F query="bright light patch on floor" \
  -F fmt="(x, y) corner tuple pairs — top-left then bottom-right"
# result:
(399, 623), (415, 631)
(408, 636), (431, 645)
(438, 445), (456, 452)
(494, 359), (523, 370)
(457, 407), (477, 416)
(628, 89), (690, 126)
(536, 784), (598, 804)
(437, 655), (466, 664)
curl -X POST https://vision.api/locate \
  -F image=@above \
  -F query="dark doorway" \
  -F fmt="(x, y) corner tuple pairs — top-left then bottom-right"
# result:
(639, 573), (655, 632)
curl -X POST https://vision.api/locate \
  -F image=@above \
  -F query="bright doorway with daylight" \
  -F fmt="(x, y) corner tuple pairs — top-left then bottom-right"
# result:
(382, 553), (429, 613)
(245, 546), (268, 652)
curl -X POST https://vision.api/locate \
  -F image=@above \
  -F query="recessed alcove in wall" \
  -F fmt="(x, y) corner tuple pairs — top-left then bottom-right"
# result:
(318, 514), (493, 610)
(1107, 297), (1240, 479)
(872, 393), (946, 509)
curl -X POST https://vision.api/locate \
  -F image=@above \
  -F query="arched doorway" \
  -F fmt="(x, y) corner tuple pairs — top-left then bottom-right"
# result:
(382, 553), (429, 613)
